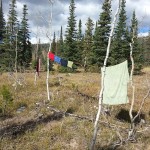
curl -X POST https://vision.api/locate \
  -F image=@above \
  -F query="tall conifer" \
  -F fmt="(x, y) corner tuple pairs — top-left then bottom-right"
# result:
(7, 0), (18, 35)
(58, 26), (64, 56)
(77, 19), (83, 65)
(130, 11), (143, 74)
(65, 0), (78, 62)
(18, 4), (32, 68)
(92, 0), (111, 68)
(0, 0), (6, 71)
(111, 0), (130, 65)
(6, 0), (18, 67)
(83, 17), (94, 71)
(0, 0), (5, 42)
(145, 32), (150, 66)
(51, 32), (56, 54)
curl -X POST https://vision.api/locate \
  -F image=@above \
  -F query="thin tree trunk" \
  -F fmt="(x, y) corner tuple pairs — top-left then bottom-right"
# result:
(46, 45), (51, 101)
(90, 1), (122, 149)
(34, 38), (39, 85)
(15, 33), (18, 90)
(84, 56), (87, 72)
(128, 28), (150, 141)
(129, 32), (135, 134)
(46, 0), (53, 101)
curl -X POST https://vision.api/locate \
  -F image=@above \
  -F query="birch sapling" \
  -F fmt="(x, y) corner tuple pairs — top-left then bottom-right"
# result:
(46, 0), (54, 101)
(128, 28), (150, 141)
(90, 0), (122, 149)
(14, 33), (18, 90)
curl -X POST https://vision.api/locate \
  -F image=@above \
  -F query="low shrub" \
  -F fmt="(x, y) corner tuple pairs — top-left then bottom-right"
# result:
(0, 85), (13, 116)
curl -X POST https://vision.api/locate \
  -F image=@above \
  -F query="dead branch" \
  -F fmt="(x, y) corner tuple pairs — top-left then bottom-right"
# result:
(46, 105), (127, 132)
(133, 88), (150, 122)
(47, 106), (94, 121)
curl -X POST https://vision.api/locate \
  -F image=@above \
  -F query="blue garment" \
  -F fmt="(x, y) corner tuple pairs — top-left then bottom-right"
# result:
(0, 40), (4, 44)
(60, 58), (68, 67)
(0, 37), (4, 44)
(54, 55), (61, 64)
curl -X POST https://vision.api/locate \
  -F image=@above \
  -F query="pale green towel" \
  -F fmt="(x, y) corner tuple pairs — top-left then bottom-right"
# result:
(101, 60), (129, 105)
(67, 61), (73, 68)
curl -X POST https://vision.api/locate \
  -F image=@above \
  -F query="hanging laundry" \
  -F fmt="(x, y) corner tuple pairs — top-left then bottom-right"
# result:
(54, 55), (61, 64)
(48, 52), (55, 61)
(102, 60), (129, 105)
(67, 61), (73, 68)
(60, 58), (68, 67)
(48, 52), (74, 68)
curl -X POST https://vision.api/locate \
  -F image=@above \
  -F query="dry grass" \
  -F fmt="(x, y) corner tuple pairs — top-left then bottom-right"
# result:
(0, 68), (150, 150)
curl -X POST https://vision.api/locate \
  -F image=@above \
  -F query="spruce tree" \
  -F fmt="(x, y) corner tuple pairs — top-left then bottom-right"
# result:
(130, 11), (144, 74)
(111, 0), (130, 65)
(58, 26), (64, 56)
(0, 0), (18, 71)
(65, 0), (78, 63)
(7, 0), (18, 35)
(91, 21), (97, 65)
(6, 0), (18, 68)
(51, 32), (56, 54)
(77, 19), (82, 40)
(0, 0), (6, 72)
(77, 19), (83, 65)
(0, 25), (14, 71)
(145, 32), (150, 66)
(92, 0), (112, 68)
(83, 17), (94, 71)
(0, 0), (5, 42)
(18, 4), (32, 68)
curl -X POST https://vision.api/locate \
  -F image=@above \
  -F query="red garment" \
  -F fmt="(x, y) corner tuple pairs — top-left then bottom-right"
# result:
(48, 52), (55, 61)
(36, 57), (40, 76)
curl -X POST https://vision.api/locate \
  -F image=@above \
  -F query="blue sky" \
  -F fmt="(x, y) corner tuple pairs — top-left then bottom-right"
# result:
(139, 27), (149, 33)
(2, 0), (150, 43)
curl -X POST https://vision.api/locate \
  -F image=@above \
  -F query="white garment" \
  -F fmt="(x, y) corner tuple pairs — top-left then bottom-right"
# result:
(102, 60), (129, 105)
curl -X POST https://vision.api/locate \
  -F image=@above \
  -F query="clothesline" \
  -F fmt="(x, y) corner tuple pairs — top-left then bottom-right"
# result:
(48, 52), (73, 68)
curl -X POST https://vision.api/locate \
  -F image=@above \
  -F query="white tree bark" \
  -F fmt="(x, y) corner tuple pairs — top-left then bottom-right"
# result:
(15, 33), (18, 90)
(34, 38), (40, 85)
(90, 0), (122, 149)
(46, 0), (54, 101)
(129, 30), (135, 130)
(128, 28), (150, 141)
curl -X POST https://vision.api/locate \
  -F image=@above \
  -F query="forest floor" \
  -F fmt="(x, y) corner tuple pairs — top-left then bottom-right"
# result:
(0, 67), (150, 150)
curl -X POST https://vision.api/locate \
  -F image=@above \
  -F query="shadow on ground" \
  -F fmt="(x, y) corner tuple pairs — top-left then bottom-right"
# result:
(115, 108), (145, 124)
(0, 112), (63, 139)
(96, 144), (120, 150)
